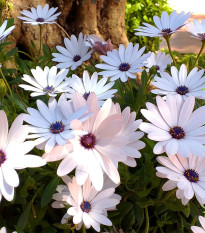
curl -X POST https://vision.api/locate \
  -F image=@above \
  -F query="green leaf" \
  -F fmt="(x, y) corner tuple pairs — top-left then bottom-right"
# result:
(6, 47), (18, 57)
(41, 176), (60, 207)
(117, 201), (133, 217)
(17, 201), (32, 230)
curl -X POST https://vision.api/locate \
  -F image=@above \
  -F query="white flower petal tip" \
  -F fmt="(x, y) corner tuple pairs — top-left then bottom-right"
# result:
(64, 70), (117, 106)
(151, 64), (205, 100)
(19, 66), (71, 97)
(0, 20), (15, 41)
(18, 4), (61, 25)
(141, 94), (205, 157)
(157, 154), (205, 206)
(0, 110), (45, 202)
(186, 19), (205, 40)
(96, 42), (150, 82)
(0, 227), (17, 233)
(52, 176), (120, 232)
(135, 11), (191, 37)
(191, 216), (205, 233)
(52, 33), (92, 70)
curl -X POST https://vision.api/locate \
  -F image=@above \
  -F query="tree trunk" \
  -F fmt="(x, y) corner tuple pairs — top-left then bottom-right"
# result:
(6, 0), (128, 53)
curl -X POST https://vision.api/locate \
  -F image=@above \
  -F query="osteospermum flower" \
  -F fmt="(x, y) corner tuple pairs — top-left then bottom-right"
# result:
(156, 154), (205, 205)
(145, 51), (172, 72)
(0, 227), (17, 233)
(24, 96), (90, 153)
(135, 11), (191, 37)
(43, 93), (145, 191)
(18, 4), (61, 25)
(65, 71), (117, 106)
(19, 66), (72, 97)
(96, 42), (150, 82)
(0, 20), (15, 41)
(52, 33), (92, 70)
(186, 19), (205, 40)
(140, 94), (205, 157)
(151, 64), (205, 100)
(55, 177), (120, 232)
(0, 111), (45, 201)
(191, 216), (205, 233)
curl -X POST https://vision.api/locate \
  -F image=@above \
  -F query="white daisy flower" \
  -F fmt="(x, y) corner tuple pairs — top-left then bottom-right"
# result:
(23, 96), (90, 153)
(135, 11), (191, 37)
(19, 66), (72, 97)
(52, 33), (92, 70)
(96, 42), (150, 82)
(191, 216), (205, 233)
(43, 93), (145, 191)
(156, 153), (205, 205)
(65, 71), (117, 106)
(0, 111), (46, 202)
(0, 227), (17, 233)
(186, 19), (205, 40)
(57, 176), (120, 232)
(0, 20), (15, 41)
(151, 64), (205, 100)
(140, 94), (205, 157)
(145, 51), (172, 72)
(18, 4), (61, 25)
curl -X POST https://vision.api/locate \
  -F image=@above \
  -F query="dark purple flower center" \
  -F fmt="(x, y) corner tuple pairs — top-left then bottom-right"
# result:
(119, 63), (130, 71)
(169, 126), (185, 139)
(36, 18), (45, 22)
(50, 121), (65, 134)
(176, 86), (189, 95)
(73, 55), (81, 62)
(184, 169), (199, 183)
(156, 65), (160, 71)
(43, 86), (55, 94)
(197, 33), (205, 40)
(80, 201), (92, 213)
(83, 92), (90, 100)
(0, 150), (6, 166)
(80, 133), (96, 149)
(161, 28), (172, 34)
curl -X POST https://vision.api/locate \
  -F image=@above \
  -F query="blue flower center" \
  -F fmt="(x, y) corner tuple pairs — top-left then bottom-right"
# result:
(161, 28), (172, 34)
(43, 86), (55, 94)
(156, 65), (160, 71)
(83, 92), (90, 100)
(119, 63), (130, 71)
(50, 121), (65, 134)
(184, 169), (199, 183)
(36, 18), (45, 22)
(197, 33), (205, 40)
(176, 86), (189, 95)
(73, 55), (81, 62)
(80, 133), (96, 149)
(169, 126), (185, 139)
(0, 150), (6, 166)
(80, 201), (92, 213)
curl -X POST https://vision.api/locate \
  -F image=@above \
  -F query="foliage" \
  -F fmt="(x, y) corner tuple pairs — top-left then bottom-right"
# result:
(125, 0), (172, 51)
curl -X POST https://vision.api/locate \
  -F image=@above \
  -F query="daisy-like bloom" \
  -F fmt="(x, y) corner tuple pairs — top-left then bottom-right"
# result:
(18, 4), (61, 25)
(145, 51), (172, 73)
(191, 216), (205, 233)
(135, 11), (191, 38)
(156, 153), (205, 205)
(96, 42), (150, 82)
(151, 64), (205, 100)
(24, 95), (90, 153)
(65, 71), (117, 106)
(140, 94), (205, 157)
(0, 227), (17, 233)
(0, 111), (46, 202)
(85, 34), (113, 55)
(186, 19), (205, 40)
(44, 93), (145, 191)
(52, 33), (92, 70)
(0, 20), (15, 41)
(19, 66), (72, 97)
(54, 176), (120, 232)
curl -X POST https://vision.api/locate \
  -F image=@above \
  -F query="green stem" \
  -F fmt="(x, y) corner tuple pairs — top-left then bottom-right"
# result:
(192, 40), (205, 68)
(164, 35), (176, 66)
(82, 224), (86, 233)
(144, 207), (149, 233)
(0, 69), (12, 96)
(18, 50), (35, 62)
(118, 79), (125, 99)
(38, 24), (42, 57)
(128, 79), (134, 103)
(56, 22), (71, 39)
